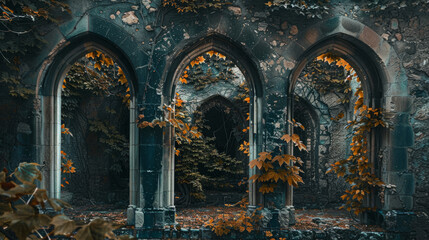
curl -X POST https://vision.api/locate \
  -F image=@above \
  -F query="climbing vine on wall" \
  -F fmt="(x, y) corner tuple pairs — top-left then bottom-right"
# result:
(61, 50), (130, 185)
(316, 52), (386, 215)
(178, 50), (235, 90)
(249, 119), (307, 194)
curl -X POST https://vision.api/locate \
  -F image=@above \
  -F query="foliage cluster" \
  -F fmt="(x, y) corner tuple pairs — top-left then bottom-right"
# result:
(0, 162), (133, 240)
(204, 198), (263, 236)
(248, 119), (306, 195)
(360, 0), (429, 12)
(266, 0), (329, 19)
(162, 0), (230, 13)
(178, 51), (235, 90)
(61, 51), (130, 186)
(0, 0), (70, 99)
(300, 58), (351, 103)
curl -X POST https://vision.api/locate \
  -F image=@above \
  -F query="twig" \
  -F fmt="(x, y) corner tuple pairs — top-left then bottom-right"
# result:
(27, 187), (39, 205)
(0, 50), (10, 63)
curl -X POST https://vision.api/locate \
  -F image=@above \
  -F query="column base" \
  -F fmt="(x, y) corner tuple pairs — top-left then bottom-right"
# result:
(143, 208), (165, 229)
(382, 210), (416, 233)
(260, 206), (296, 229)
(164, 206), (176, 225)
(126, 205), (136, 225)
(135, 208), (144, 228)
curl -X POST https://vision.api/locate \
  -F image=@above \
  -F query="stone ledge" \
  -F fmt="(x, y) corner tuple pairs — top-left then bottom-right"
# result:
(113, 227), (385, 240)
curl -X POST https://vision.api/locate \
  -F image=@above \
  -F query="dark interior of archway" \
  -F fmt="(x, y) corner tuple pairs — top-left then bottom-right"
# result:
(175, 98), (248, 207)
(292, 54), (354, 209)
(60, 51), (130, 208)
(201, 104), (241, 159)
(292, 98), (322, 209)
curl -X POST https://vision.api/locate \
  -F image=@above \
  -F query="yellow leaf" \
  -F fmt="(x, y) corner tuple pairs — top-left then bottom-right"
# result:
(258, 152), (272, 161)
(94, 62), (102, 71)
(207, 50), (216, 57)
(281, 134), (291, 143)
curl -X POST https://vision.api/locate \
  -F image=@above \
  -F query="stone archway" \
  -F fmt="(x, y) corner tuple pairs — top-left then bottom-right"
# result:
(35, 33), (139, 209)
(159, 34), (265, 224)
(286, 17), (414, 219)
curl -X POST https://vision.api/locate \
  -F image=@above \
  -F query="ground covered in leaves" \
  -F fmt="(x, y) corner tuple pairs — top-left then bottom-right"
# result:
(64, 205), (383, 232)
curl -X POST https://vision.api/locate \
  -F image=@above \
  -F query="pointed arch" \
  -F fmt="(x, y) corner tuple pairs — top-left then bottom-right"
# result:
(35, 32), (140, 209)
(160, 33), (264, 210)
(286, 17), (414, 214)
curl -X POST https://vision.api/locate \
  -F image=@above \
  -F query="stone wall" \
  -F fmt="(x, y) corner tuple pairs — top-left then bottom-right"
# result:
(1, 0), (428, 237)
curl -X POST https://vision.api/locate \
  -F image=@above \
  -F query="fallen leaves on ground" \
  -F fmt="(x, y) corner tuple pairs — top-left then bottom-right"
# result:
(63, 205), (384, 232)
(292, 209), (384, 232)
(63, 204), (126, 226)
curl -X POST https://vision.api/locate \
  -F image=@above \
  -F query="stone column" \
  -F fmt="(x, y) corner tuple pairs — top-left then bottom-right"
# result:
(382, 102), (416, 238)
(258, 82), (295, 228)
(162, 124), (176, 225)
(137, 102), (165, 229)
(40, 95), (62, 200)
(127, 98), (139, 225)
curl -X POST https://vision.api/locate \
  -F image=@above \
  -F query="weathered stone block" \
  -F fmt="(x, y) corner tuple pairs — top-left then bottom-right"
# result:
(319, 17), (340, 34)
(201, 228), (212, 239)
(389, 147), (408, 171)
(236, 26), (259, 49)
(143, 209), (164, 228)
(386, 172), (415, 194)
(180, 228), (189, 239)
(190, 229), (199, 239)
(384, 194), (414, 210)
(139, 145), (163, 170)
(164, 207), (176, 225)
(359, 26), (381, 50)
(383, 210), (416, 233)
(391, 114), (414, 147)
(390, 96), (412, 113)
(126, 205), (136, 225)
(252, 41), (272, 61)
(341, 17), (363, 34)
(135, 208), (144, 228)
(278, 208), (290, 228)
(260, 208), (273, 228)
(282, 41), (304, 62)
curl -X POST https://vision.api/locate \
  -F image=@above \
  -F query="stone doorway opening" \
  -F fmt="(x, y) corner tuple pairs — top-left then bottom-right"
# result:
(288, 48), (383, 222)
(59, 50), (131, 208)
(172, 51), (250, 209)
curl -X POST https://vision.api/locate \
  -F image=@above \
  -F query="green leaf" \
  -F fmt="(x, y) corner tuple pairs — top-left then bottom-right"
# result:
(13, 162), (41, 184)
